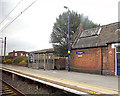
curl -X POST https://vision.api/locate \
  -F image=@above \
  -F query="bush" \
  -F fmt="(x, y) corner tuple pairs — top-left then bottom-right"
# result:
(6, 56), (14, 59)
(3, 60), (6, 64)
(25, 59), (28, 64)
(3, 59), (13, 64)
(19, 60), (27, 65)
(14, 56), (25, 63)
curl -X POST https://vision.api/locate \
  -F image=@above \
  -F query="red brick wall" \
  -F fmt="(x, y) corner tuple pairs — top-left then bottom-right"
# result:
(70, 48), (102, 73)
(55, 57), (68, 70)
(70, 44), (115, 75)
(102, 44), (115, 75)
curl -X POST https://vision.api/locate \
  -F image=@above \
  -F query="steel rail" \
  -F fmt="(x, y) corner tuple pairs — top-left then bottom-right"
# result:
(1, 79), (25, 96)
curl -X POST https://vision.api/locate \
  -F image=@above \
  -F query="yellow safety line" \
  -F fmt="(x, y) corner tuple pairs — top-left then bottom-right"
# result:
(0, 65), (119, 94)
(1, 66), (118, 94)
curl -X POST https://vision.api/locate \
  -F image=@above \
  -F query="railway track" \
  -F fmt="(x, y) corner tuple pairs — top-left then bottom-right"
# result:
(0, 80), (25, 96)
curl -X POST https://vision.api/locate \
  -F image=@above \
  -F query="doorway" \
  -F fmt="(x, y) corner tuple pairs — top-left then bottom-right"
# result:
(116, 46), (120, 76)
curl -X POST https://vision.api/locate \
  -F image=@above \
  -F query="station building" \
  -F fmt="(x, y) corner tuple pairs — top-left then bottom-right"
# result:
(70, 22), (120, 76)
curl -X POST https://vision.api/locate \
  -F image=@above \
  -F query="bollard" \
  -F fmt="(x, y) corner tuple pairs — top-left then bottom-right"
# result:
(12, 74), (15, 81)
(36, 85), (39, 90)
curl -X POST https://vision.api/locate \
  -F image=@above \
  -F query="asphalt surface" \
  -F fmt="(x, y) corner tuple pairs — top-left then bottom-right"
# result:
(0, 64), (118, 90)
(1, 64), (120, 95)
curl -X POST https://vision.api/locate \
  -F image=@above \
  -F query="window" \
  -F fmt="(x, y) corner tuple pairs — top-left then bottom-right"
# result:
(116, 46), (120, 52)
(26, 53), (28, 57)
(48, 56), (51, 59)
(21, 53), (23, 56)
(15, 53), (17, 56)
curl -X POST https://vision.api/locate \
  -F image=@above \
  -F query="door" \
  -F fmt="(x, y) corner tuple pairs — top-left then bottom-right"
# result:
(116, 46), (120, 76)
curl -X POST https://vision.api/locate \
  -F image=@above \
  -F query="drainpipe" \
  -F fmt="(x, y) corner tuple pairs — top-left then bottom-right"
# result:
(115, 47), (117, 76)
(101, 48), (103, 75)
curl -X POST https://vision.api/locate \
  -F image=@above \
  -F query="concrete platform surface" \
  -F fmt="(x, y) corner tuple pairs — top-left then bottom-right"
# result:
(0, 64), (119, 95)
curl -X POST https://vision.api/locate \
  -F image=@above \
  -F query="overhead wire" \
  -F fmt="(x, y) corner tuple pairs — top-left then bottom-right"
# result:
(0, 0), (23, 24)
(0, 0), (38, 32)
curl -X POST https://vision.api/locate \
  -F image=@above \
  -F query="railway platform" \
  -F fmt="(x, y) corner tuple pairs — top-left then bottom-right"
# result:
(0, 64), (119, 95)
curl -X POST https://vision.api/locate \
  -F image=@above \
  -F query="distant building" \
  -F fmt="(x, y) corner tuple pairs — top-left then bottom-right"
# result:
(8, 50), (28, 57)
(70, 22), (120, 76)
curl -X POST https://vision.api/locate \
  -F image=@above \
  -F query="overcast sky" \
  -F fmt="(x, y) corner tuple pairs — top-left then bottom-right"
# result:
(0, 0), (119, 54)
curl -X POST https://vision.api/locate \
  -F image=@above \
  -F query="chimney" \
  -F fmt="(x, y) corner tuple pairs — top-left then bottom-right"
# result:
(78, 26), (83, 32)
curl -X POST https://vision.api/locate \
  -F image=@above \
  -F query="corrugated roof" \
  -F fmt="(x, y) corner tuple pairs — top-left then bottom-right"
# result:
(30, 48), (54, 53)
(30, 48), (55, 54)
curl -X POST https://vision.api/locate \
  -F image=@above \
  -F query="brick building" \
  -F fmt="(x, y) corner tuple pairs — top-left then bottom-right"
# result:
(8, 50), (28, 57)
(70, 22), (120, 76)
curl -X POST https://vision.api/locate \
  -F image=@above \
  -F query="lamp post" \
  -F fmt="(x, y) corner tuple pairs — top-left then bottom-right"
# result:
(64, 6), (70, 72)
(0, 38), (3, 63)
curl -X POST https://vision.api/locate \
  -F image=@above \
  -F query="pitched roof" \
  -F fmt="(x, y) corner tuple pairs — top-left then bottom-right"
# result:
(30, 48), (55, 54)
(72, 22), (120, 49)
(9, 50), (28, 54)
